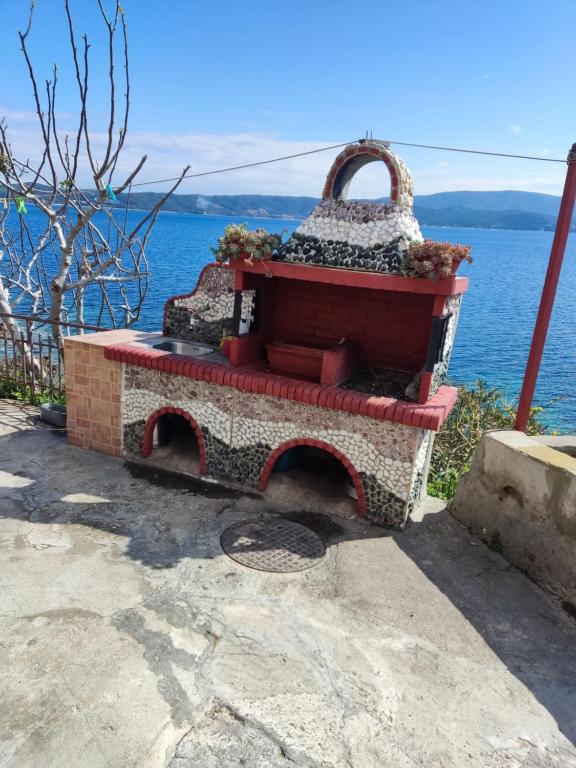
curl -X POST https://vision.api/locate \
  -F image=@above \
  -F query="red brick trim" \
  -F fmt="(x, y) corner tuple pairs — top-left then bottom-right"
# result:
(141, 406), (207, 474)
(105, 342), (458, 431)
(162, 262), (226, 334)
(418, 371), (433, 404)
(257, 438), (367, 516)
(322, 142), (404, 203)
(227, 259), (468, 296)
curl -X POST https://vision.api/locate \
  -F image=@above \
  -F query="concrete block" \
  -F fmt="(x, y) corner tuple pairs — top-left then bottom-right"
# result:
(451, 430), (576, 597)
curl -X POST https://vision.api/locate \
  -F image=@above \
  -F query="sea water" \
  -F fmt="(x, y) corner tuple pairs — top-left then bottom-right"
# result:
(4, 209), (575, 430)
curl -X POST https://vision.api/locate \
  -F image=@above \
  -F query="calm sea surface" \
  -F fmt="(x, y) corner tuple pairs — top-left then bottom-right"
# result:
(5, 209), (576, 430)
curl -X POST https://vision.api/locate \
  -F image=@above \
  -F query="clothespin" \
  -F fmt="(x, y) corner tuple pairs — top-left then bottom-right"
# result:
(105, 184), (117, 203)
(15, 197), (27, 214)
(1, 198), (7, 210)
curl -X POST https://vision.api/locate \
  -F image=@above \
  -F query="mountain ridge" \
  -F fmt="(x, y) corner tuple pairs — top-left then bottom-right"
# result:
(2, 187), (571, 231)
(115, 189), (571, 231)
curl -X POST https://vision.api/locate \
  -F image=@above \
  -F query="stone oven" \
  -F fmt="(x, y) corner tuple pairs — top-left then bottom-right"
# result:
(64, 140), (468, 529)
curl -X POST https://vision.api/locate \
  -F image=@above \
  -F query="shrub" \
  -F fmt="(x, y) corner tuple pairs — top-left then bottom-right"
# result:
(211, 224), (282, 263)
(0, 378), (65, 406)
(406, 239), (472, 280)
(428, 380), (547, 500)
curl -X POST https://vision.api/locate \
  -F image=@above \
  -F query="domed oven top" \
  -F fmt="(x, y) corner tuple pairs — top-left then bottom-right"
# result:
(276, 140), (423, 274)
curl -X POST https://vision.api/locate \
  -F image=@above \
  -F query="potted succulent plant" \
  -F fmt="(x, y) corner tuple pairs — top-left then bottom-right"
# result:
(405, 239), (472, 281)
(211, 223), (282, 264)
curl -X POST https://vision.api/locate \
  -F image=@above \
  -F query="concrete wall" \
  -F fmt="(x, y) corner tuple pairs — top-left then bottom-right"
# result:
(451, 430), (576, 599)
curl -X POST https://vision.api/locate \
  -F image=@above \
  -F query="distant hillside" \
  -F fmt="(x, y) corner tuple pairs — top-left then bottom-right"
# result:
(411, 190), (562, 217)
(118, 192), (318, 220)
(413, 206), (561, 231)
(116, 189), (571, 232)
(2, 186), (572, 231)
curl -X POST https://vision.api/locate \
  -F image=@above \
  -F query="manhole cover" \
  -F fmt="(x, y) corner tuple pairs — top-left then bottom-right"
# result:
(220, 519), (326, 573)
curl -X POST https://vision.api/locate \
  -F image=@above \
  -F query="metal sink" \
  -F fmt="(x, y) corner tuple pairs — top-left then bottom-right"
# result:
(152, 340), (215, 357)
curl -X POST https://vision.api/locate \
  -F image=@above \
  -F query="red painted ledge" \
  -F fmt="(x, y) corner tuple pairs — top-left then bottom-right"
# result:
(105, 342), (457, 431)
(227, 259), (468, 296)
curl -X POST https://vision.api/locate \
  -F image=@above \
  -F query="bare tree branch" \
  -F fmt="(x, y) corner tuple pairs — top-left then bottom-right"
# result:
(0, 0), (189, 361)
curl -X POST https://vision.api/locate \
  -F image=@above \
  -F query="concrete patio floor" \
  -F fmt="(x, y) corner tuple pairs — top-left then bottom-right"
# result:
(1, 399), (575, 768)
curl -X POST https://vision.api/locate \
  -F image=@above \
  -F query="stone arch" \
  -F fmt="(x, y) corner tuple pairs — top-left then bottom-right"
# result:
(141, 406), (207, 475)
(322, 140), (413, 207)
(257, 438), (366, 517)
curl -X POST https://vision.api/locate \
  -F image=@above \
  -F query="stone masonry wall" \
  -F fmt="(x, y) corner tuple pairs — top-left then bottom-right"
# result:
(121, 364), (431, 528)
(430, 293), (463, 397)
(164, 264), (236, 345)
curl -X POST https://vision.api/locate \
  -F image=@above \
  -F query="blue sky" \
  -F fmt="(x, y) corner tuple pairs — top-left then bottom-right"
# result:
(1, 0), (574, 197)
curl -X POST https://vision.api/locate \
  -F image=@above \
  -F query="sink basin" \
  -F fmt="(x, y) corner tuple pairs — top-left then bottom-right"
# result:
(153, 340), (215, 357)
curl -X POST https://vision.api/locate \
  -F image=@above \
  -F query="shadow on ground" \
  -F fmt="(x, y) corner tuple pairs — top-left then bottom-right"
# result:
(1, 420), (575, 756)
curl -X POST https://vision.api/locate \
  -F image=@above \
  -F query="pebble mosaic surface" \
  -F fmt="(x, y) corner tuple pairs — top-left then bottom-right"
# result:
(303, 200), (422, 247)
(407, 431), (432, 513)
(121, 365), (432, 528)
(164, 265), (236, 345)
(277, 140), (423, 274)
(277, 199), (422, 274)
(276, 232), (408, 273)
(430, 294), (463, 396)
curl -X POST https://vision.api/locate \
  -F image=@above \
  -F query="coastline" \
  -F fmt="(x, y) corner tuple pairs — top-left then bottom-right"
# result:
(132, 208), (571, 235)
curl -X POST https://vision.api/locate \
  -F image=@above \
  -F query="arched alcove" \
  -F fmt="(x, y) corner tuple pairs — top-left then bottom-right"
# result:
(141, 407), (207, 476)
(342, 160), (394, 202)
(258, 438), (366, 518)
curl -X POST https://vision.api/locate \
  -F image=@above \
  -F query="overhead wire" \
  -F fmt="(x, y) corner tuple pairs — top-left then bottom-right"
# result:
(2, 136), (570, 199)
(128, 139), (569, 189)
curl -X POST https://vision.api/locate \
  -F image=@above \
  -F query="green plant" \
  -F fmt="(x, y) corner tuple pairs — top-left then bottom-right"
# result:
(428, 380), (547, 500)
(427, 466), (462, 500)
(406, 239), (473, 280)
(211, 223), (282, 263)
(0, 378), (65, 406)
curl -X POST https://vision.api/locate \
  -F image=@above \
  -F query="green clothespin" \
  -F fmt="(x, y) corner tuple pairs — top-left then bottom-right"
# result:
(15, 197), (27, 214)
(105, 183), (117, 202)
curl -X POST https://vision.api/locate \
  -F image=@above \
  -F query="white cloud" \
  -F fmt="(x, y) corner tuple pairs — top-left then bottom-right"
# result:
(0, 107), (39, 123)
(509, 124), (522, 135)
(0, 104), (564, 197)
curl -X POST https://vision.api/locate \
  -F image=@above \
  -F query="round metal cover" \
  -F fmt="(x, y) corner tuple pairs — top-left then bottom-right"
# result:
(220, 519), (326, 573)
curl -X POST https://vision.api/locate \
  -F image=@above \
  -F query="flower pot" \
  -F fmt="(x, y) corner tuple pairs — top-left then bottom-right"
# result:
(40, 402), (67, 428)
(266, 341), (324, 381)
(266, 340), (357, 385)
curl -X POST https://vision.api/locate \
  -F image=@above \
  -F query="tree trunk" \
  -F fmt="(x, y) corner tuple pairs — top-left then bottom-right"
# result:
(0, 276), (44, 380)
